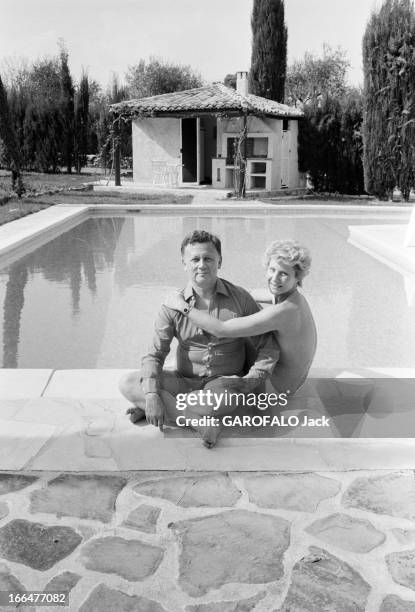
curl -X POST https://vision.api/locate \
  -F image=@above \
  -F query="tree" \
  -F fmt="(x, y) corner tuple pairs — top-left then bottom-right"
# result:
(249, 0), (287, 102)
(363, 0), (415, 200)
(59, 43), (74, 173)
(85, 79), (105, 155)
(339, 89), (366, 195)
(290, 45), (364, 195)
(125, 57), (202, 98)
(23, 101), (61, 173)
(298, 89), (365, 194)
(2, 57), (62, 172)
(0, 57), (30, 90)
(31, 57), (61, 98)
(0, 74), (24, 195)
(74, 73), (89, 173)
(8, 84), (28, 165)
(285, 44), (350, 106)
(21, 58), (62, 172)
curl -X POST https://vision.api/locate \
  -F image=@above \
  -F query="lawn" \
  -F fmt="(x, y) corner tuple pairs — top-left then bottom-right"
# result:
(0, 170), (194, 226)
(0, 170), (100, 225)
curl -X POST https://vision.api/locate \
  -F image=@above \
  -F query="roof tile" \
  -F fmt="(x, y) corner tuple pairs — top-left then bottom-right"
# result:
(110, 83), (302, 119)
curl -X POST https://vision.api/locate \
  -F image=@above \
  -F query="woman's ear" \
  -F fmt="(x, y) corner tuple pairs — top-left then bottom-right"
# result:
(218, 257), (222, 268)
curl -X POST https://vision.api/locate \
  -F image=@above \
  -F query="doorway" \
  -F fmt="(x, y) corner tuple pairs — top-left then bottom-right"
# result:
(181, 118), (197, 182)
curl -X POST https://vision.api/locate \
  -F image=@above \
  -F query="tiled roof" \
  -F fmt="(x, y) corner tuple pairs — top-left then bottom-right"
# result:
(110, 83), (303, 119)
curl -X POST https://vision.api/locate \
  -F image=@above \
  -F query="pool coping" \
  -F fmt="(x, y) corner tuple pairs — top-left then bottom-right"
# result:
(0, 201), (412, 263)
(1, 368), (415, 471)
(0, 368), (415, 472)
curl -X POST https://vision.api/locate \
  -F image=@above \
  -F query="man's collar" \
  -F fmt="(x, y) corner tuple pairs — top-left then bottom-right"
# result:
(183, 278), (229, 301)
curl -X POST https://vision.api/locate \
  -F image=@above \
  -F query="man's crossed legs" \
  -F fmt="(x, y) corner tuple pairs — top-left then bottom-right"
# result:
(119, 370), (258, 448)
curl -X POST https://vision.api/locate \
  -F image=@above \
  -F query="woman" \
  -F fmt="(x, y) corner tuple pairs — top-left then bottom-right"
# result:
(164, 239), (317, 395)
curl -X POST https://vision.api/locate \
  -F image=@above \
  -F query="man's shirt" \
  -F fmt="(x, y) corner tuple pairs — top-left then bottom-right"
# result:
(141, 278), (280, 394)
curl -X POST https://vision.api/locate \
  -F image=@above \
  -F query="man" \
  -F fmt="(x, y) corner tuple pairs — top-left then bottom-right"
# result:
(119, 230), (279, 448)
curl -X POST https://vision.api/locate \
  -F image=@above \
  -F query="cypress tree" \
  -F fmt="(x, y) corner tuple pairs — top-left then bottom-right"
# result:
(0, 75), (24, 195)
(59, 45), (75, 174)
(74, 73), (90, 173)
(298, 91), (365, 194)
(24, 57), (62, 172)
(22, 102), (37, 170)
(250, 0), (287, 102)
(340, 90), (365, 195)
(8, 86), (27, 166)
(362, 0), (415, 200)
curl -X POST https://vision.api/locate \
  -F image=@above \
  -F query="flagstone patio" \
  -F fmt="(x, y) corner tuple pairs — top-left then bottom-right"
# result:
(0, 470), (414, 610)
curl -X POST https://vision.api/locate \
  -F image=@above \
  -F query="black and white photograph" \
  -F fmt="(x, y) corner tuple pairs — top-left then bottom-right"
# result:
(0, 0), (415, 609)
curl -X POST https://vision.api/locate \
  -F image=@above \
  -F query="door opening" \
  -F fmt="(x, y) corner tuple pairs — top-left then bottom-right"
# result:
(181, 118), (197, 182)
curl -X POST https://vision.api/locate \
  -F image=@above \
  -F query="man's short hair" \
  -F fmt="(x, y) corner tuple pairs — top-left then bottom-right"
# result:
(180, 230), (222, 257)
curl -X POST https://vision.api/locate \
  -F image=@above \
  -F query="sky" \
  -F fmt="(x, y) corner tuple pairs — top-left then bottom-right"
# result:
(0, 0), (378, 89)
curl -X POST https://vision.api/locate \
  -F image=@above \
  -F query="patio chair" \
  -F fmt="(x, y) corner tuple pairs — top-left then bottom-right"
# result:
(166, 162), (182, 188)
(152, 160), (169, 186)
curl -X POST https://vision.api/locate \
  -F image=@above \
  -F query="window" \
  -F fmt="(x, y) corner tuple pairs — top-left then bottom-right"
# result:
(282, 118), (290, 132)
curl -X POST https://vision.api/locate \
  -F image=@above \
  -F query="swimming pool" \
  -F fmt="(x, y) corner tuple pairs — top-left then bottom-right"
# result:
(0, 211), (413, 369)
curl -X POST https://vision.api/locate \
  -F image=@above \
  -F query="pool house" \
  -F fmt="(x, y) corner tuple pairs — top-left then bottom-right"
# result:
(110, 71), (305, 192)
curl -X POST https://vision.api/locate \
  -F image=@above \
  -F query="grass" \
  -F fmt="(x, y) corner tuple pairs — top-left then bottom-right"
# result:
(0, 200), (53, 226)
(21, 189), (194, 207)
(0, 170), (195, 226)
(0, 170), (100, 226)
(0, 168), (99, 197)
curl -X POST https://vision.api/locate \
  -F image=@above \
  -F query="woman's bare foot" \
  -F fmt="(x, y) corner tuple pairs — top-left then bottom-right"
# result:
(126, 406), (146, 423)
(196, 423), (222, 449)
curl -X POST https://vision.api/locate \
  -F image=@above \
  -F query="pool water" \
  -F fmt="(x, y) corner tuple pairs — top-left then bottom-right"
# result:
(0, 213), (414, 370)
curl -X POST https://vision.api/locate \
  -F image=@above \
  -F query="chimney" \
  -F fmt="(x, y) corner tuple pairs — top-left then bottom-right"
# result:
(236, 71), (249, 96)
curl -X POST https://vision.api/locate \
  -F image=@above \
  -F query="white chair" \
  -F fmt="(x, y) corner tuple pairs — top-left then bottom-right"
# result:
(166, 162), (182, 187)
(152, 160), (168, 186)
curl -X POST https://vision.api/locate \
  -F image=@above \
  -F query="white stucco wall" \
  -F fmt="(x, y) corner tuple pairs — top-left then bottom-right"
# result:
(132, 118), (181, 183)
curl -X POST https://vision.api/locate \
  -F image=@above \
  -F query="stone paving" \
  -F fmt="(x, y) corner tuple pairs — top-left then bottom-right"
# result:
(0, 470), (414, 611)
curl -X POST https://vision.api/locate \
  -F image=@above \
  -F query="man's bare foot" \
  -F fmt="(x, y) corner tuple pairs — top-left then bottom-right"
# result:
(196, 423), (222, 449)
(126, 406), (145, 424)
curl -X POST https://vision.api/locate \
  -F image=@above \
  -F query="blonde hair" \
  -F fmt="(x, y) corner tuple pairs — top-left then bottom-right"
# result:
(263, 240), (311, 286)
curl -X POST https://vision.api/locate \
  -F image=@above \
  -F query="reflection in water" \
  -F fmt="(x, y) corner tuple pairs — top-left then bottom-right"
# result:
(2, 261), (28, 367)
(35, 218), (125, 311)
(0, 213), (414, 369)
(1, 218), (125, 367)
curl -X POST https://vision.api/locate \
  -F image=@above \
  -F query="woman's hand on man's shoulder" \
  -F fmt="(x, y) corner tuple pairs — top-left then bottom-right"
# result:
(163, 289), (188, 312)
